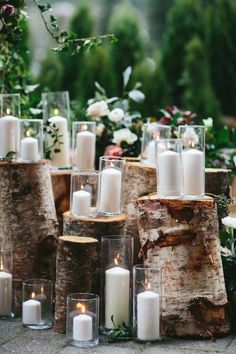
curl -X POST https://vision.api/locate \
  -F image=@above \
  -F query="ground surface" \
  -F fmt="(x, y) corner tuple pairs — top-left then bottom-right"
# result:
(0, 318), (236, 354)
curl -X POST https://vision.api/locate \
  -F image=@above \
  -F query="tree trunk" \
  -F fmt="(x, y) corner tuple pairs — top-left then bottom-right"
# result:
(0, 161), (59, 312)
(136, 195), (230, 337)
(54, 236), (98, 333)
(51, 170), (71, 234)
(63, 212), (127, 296)
(205, 168), (231, 197)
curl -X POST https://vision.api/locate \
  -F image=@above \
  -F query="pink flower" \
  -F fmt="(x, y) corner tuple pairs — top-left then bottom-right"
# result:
(104, 145), (123, 157)
(1, 4), (15, 16)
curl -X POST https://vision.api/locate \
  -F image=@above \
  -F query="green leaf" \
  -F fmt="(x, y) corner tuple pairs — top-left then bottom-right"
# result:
(123, 66), (132, 88)
(29, 108), (42, 115)
(95, 81), (106, 95)
(38, 4), (51, 13)
(24, 84), (39, 94)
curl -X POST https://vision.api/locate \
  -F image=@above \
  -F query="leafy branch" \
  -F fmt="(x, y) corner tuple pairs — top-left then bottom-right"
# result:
(32, 0), (116, 54)
(0, 151), (16, 163)
(44, 121), (63, 160)
(107, 316), (135, 343)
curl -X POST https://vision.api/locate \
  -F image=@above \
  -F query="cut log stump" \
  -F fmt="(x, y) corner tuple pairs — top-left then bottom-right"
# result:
(63, 212), (127, 296)
(0, 161), (59, 312)
(54, 236), (98, 333)
(51, 170), (72, 234)
(136, 194), (230, 337)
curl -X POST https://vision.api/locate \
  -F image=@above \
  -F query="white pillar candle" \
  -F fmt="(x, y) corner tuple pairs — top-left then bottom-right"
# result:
(146, 140), (156, 165)
(0, 271), (12, 317)
(105, 266), (130, 328)
(73, 313), (93, 341)
(158, 150), (181, 196)
(182, 148), (204, 195)
(75, 130), (95, 169)
(0, 115), (19, 158)
(98, 167), (122, 213)
(21, 137), (39, 161)
(22, 293), (41, 325)
(48, 116), (70, 168)
(71, 189), (91, 215)
(137, 290), (160, 341)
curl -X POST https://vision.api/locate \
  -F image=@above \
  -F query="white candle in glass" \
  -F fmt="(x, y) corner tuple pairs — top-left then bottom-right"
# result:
(0, 269), (12, 317)
(22, 292), (41, 325)
(73, 304), (92, 341)
(137, 290), (160, 341)
(0, 110), (19, 158)
(21, 136), (39, 162)
(105, 256), (130, 328)
(146, 140), (156, 165)
(98, 166), (122, 214)
(158, 150), (181, 196)
(48, 109), (70, 168)
(75, 126), (95, 169)
(71, 187), (91, 216)
(182, 146), (204, 196)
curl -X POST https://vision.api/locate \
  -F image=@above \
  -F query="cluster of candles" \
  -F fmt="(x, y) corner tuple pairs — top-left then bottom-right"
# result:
(142, 123), (205, 198)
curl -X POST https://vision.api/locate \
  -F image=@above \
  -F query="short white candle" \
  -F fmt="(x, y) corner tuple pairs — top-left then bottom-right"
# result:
(182, 148), (204, 196)
(75, 130), (95, 169)
(158, 150), (181, 196)
(0, 271), (12, 317)
(98, 167), (122, 214)
(48, 115), (70, 168)
(73, 313), (93, 341)
(71, 189), (91, 216)
(21, 137), (39, 161)
(137, 290), (160, 341)
(0, 115), (19, 158)
(22, 292), (41, 325)
(105, 264), (130, 328)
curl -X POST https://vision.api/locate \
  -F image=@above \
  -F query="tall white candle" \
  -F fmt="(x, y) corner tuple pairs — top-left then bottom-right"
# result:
(22, 293), (41, 325)
(71, 189), (91, 215)
(182, 148), (204, 195)
(21, 137), (39, 162)
(75, 130), (95, 169)
(73, 313), (93, 341)
(0, 271), (12, 317)
(98, 167), (122, 213)
(48, 115), (70, 168)
(137, 290), (160, 341)
(0, 115), (19, 158)
(105, 266), (130, 328)
(146, 140), (155, 165)
(158, 150), (181, 196)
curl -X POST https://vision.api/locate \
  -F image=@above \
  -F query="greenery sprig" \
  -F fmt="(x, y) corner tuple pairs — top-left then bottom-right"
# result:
(44, 121), (63, 160)
(206, 193), (233, 220)
(107, 316), (135, 343)
(0, 151), (16, 162)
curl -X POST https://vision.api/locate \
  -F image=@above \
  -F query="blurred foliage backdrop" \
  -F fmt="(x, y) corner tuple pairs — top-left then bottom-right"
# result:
(26, 0), (236, 126)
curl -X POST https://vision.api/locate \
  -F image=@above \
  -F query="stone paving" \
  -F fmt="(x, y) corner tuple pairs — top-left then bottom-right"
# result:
(0, 318), (236, 354)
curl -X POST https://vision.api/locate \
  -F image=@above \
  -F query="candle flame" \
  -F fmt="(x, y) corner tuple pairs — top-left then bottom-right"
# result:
(6, 108), (11, 115)
(142, 279), (151, 291)
(54, 108), (59, 116)
(114, 253), (120, 266)
(41, 286), (44, 294)
(31, 292), (36, 299)
(0, 258), (3, 271)
(26, 129), (33, 137)
(110, 162), (114, 168)
(190, 141), (195, 148)
(166, 142), (171, 150)
(82, 124), (88, 131)
(81, 185), (84, 190)
(154, 132), (160, 140)
(76, 303), (86, 313)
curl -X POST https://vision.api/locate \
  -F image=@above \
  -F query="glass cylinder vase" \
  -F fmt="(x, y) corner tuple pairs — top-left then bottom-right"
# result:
(178, 125), (205, 198)
(22, 279), (53, 329)
(101, 235), (133, 332)
(133, 265), (162, 342)
(157, 138), (182, 198)
(42, 91), (70, 169)
(0, 249), (14, 319)
(0, 93), (20, 160)
(72, 121), (96, 170)
(20, 119), (44, 162)
(97, 156), (125, 215)
(66, 293), (99, 348)
(70, 170), (98, 218)
(141, 123), (171, 166)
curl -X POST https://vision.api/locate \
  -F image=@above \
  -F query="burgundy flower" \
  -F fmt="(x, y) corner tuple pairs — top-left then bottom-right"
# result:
(1, 4), (15, 16)
(104, 144), (123, 157)
(159, 117), (170, 125)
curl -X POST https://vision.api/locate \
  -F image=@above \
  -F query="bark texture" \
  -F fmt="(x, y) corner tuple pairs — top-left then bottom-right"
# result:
(0, 161), (59, 312)
(63, 212), (127, 296)
(51, 170), (71, 234)
(54, 236), (98, 333)
(136, 195), (230, 337)
(205, 168), (231, 197)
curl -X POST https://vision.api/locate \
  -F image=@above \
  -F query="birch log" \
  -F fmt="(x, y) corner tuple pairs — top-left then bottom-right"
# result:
(0, 161), (59, 312)
(63, 212), (127, 295)
(54, 236), (98, 333)
(136, 195), (230, 337)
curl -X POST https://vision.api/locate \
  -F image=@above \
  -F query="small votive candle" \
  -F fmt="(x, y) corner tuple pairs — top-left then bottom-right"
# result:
(0, 249), (14, 319)
(20, 119), (43, 162)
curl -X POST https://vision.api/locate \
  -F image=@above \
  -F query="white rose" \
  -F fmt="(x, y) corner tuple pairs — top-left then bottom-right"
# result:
(112, 128), (138, 146)
(87, 100), (109, 118)
(108, 108), (125, 123)
(222, 216), (236, 229)
(96, 123), (105, 137)
(203, 117), (213, 129)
